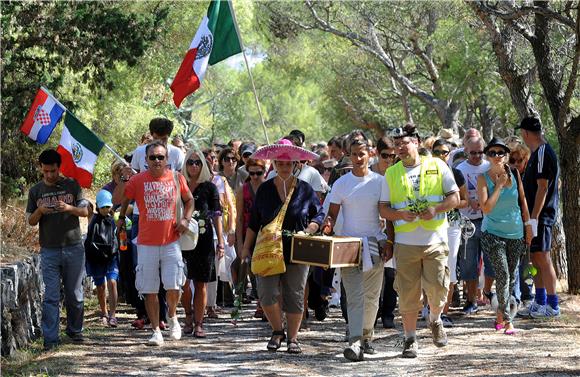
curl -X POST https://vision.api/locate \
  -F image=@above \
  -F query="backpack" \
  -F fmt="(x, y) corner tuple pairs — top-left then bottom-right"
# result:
(84, 214), (118, 265)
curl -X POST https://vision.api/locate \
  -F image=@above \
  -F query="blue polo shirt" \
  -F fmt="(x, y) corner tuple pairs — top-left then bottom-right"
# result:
(523, 143), (559, 226)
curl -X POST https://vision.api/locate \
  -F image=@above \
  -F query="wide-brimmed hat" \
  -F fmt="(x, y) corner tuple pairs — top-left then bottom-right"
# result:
(251, 138), (319, 161)
(484, 137), (511, 154)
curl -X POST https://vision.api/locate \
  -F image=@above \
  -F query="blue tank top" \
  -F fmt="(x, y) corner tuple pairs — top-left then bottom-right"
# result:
(481, 170), (524, 239)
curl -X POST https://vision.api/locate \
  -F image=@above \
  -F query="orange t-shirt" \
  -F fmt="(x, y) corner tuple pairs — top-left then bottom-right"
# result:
(124, 170), (189, 246)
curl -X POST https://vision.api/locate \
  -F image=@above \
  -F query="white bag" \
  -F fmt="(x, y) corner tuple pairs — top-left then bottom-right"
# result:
(173, 172), (199, 250)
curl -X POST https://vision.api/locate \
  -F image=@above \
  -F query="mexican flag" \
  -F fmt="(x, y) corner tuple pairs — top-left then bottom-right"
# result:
(170, 0), (242, 108)
(56, 111), (104, 188)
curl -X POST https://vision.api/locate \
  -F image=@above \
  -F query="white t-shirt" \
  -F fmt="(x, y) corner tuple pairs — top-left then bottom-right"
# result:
(456, 159), (490, 220)
(130, 144), (185, 215)
(328, 171), (388, 240)
(384, 158), (459, 246)
(267, 164), (329, 193)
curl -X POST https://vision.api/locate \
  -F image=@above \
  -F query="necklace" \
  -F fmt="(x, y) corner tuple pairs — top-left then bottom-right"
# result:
(277, 175), (294, 198)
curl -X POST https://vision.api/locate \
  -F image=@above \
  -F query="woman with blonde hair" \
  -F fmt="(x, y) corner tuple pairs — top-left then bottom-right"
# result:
(181, 149), (225, 337)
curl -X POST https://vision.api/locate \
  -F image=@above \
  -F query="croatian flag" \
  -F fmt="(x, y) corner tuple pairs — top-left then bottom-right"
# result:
(20, 87), (66, 144)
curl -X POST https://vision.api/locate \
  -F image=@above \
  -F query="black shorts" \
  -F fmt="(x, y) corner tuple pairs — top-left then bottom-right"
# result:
(530, 224), (552, 253)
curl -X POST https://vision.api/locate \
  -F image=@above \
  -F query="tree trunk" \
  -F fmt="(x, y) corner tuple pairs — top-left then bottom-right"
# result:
(550, 214), (567, 282)
(559, 126), (580, 294)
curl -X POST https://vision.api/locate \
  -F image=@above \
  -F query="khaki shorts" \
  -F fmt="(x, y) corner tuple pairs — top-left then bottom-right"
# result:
(394, 243), (450, 314)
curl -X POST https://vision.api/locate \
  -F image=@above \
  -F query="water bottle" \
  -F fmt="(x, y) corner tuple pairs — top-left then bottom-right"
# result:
(119, 224), (128, 251)
(523, 263), (537, 286)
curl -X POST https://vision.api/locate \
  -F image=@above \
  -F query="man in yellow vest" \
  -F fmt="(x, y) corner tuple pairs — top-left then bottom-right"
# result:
(380, 124), (459, 358)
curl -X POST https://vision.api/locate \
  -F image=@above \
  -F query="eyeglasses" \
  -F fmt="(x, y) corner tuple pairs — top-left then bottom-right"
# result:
(433, 150), (450, 157)
(380, 152), (396, 159)
(469, 151), (484, 156)
(148, 155), (166, 161)
(248, 171), (264, 177)
(187, 159), (203, 167)
(509, 158), (524, 164)
(486, 150), (506, 158)
(223, 156), (237, 163)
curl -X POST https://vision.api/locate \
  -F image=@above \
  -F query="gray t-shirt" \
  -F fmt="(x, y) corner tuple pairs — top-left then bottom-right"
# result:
(26, 178), (86, 248)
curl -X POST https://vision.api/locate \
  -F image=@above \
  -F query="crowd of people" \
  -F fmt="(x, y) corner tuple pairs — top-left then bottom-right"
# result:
(26, 115), (561, 360)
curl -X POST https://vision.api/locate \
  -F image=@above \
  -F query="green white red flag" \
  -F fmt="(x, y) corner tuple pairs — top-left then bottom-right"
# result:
(56, 111), (104, 188)
(170, 0), (242, 108)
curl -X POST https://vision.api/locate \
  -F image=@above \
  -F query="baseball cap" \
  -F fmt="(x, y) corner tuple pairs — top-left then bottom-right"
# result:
(241, 143), (257, 157)
(515, 116), (542, 132)
(96, 190), (113, 208)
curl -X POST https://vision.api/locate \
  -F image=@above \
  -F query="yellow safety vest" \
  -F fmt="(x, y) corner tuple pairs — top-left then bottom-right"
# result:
(385, 157), (447, 233)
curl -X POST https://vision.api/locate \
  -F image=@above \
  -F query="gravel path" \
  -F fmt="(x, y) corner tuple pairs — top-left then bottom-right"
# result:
(15, 294), (579, 377)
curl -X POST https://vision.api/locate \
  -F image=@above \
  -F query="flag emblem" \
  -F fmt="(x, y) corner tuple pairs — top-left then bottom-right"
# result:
(34, 106), (51, 126)
(196, 35), (214, 60)
(72, 142), (84, 163)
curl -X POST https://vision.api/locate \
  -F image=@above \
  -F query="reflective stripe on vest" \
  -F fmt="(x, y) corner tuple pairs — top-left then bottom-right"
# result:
(385, 157), (447, 233)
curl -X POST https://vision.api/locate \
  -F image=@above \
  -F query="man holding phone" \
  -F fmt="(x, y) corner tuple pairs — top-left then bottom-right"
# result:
(26, 149), (89, 350)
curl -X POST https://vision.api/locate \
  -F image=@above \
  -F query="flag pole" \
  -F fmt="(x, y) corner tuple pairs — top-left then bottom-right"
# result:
(227, 0), (270, 144)
(41, 86), (68, 111)
(103, 143), (138, 173)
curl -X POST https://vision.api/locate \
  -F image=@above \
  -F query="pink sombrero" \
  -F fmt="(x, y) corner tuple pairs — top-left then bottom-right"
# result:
(251, 139), (319, 161)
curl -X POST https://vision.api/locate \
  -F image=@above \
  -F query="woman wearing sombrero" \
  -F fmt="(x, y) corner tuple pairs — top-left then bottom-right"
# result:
(240, 139), (325, 354)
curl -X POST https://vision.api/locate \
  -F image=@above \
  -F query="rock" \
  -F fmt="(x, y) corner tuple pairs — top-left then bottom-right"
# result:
(1, 255), (43, 357)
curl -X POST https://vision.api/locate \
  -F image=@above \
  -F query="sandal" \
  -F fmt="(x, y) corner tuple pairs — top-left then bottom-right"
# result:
(193, 324), (206, 338)
(287, 339), (302, 354)
(267, 330), (286, 352)
(206, 308), (219, 319)
(504, 322), (516, 335)
(494, 321), (505, 331)
(183, 313), (194, 335)
(108, 316), (118, 328)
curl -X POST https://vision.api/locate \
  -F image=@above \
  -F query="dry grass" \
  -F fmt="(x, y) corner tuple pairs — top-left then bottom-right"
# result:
(1, 204), (40, 264)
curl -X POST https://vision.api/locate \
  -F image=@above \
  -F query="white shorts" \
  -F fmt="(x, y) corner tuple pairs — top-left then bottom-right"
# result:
(447, 225), (462, 284)
(135, 241), (185, 294)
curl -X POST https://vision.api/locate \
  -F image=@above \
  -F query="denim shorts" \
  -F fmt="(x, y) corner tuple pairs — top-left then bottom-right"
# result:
(86, 254), (120, 286)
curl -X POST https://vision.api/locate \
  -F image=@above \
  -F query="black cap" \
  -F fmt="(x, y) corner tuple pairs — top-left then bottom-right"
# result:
(515, 116), (542, 132)
(484, 137), (511, 154)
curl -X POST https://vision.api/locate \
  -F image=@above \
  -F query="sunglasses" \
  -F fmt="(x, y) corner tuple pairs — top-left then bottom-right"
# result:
(433, 150), (450, 157)
(248, 171), (264, 176)
(509, 158), (524, 164)
(486, 150), (506, 158)
(380, 152), (396, 159)
(148, 155), (166, 161)
(223, 156), (237, 163)
(187, 159), (203, 167)
(469, 151), (484, 156)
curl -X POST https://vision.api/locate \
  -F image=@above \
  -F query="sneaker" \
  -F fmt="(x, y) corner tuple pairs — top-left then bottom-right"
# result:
(530, 305), (561, 319)
(108, 316), (118, 328)
(343, 342), (364, 362)
(402, 337), (418, 358)
(382, 317), (395, 329)
(517, 301), (542, 318)
(147, 330), (164, 346)
(66, 332), (84, 343)
(362, 339), (376, 354)
(429, 320), (448, 347)
(168, 316), (181, 340)
(101, 316), (109, 326)
(440, 315), (454, 328)
(43, 342), (58, 351)
(462, 302), (479, 315)
(132, 318), (145, 330)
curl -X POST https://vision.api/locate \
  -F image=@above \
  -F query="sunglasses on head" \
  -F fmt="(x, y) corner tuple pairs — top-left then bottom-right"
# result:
(469, 151), (484, 156)
(148, 155), (166, 161)
(486, 150), (506, 158)
(433, 150), (450, 157)
(248, 171), (264, 176)
(187, 159), (203, 166)
(380, 152), (396, 159)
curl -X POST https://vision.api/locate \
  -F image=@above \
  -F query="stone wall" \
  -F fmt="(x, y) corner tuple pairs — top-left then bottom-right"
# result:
(1, 254), (43, 356)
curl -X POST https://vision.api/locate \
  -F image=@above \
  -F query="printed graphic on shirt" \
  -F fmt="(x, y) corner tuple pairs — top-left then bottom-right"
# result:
(143, 181), (176, 221)
(408, 173), (420, 194)
(35, 190), (75, 215)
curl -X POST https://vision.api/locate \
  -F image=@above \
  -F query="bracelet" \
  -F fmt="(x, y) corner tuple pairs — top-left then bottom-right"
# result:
(386, 239), (394, 245)
(217, 244), (225, 249)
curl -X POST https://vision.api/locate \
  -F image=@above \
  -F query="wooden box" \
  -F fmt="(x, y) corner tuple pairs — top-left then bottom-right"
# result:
(290, 235), (361, 268)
